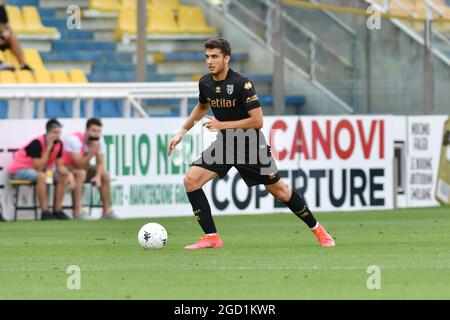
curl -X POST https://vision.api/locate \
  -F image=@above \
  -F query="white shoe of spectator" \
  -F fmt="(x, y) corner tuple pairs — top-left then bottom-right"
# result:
(102, 210), (118, 219)
(74, 211), (97, 220)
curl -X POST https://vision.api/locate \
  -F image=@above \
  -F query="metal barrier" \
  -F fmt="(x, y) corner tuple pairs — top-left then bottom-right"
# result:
(0, 82), (199, 119)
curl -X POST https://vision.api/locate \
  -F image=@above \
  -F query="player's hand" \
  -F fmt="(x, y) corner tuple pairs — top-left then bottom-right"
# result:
(89, 142), (100, 156)
(46, 134), (57, 150)
(167, 134), (183, 157)
(203, 116), (223, 132)
(91, 175), (102, 188)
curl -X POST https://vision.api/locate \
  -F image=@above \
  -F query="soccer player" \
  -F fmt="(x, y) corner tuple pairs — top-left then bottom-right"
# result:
(167, 38), (335, 249)
(8, 118), (70, 220)
(62, 118), (115, 219)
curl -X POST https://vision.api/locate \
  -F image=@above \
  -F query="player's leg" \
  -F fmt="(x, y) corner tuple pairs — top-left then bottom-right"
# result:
(99, 170), (113, 217)
(11, 168), (55, 220)
(72, 168), (86, 217)
(265, 180), (335, 247)
(14, 169), (55, 220)
(35, 171), (49, 212)
(53, 170), (70, 219)
(265, 180), (317, 228)
(184, 165), (217, 232)
(183, 165), (223, 249)
(3, 29), (29, 69)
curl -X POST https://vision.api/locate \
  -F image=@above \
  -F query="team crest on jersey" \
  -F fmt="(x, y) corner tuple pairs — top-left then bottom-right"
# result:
(216, 86), (221, 93)
(226, 84), (234, 95)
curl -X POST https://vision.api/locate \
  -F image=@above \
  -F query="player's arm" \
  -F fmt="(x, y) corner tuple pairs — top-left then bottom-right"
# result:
(27, 137), (55, 171)
(32, 146), (52, 172)
(70, 149), (96, 170)
(55, 142), (69, 175)
(55, 158), (69, 176)
(167, 101), (209, 156)
(181, 101), (210, 133)
(67, 135), (99, 169)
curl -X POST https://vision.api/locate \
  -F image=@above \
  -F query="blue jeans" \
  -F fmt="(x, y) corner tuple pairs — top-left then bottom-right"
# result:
(10, 168), (39, 182)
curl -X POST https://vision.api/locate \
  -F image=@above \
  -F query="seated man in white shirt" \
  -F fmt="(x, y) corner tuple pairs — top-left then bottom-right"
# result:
(63, 118), (114, 219)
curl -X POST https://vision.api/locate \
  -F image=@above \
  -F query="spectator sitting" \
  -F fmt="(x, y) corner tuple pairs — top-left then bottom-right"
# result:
(0, 0), (33, 71)
(8, 118), (70, 220)
(63, 118), (115, 219)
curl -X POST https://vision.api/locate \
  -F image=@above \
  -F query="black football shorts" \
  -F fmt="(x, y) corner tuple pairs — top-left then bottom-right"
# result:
(191, 130), (280, 187)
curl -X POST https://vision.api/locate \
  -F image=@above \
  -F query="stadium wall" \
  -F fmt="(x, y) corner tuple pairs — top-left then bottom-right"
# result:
(0, 115), (448, 220)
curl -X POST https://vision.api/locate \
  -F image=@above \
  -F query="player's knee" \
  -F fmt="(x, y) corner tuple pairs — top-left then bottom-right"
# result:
(36, 172), (46, 184)
(75, 169), (86, 181)
(272, 186), (291, 203)
(58, 172), (68, 182)
(183, 174), (201, 192)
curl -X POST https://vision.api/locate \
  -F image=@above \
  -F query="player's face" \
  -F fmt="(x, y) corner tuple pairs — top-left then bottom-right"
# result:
(205, 48), (229, 75)
(47, 127), (62, 141)
(86, 125), (102, 142)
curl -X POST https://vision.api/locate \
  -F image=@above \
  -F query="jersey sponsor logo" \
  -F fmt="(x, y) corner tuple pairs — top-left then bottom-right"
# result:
(226, 84), (234, 95)
(244, 82), (253, 90)
(246, 95), (259, 104)
(207, 98), (237, 108)
(215, 86), (221, 93)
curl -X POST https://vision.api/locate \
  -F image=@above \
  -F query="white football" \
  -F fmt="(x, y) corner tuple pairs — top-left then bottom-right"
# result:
(138, 223), (168, 249)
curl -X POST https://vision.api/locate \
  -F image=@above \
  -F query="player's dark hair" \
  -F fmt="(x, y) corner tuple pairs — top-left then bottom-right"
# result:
(204, 38), (231, 57)
(45, 118), (62, 132)
(86, 117), (102, 129)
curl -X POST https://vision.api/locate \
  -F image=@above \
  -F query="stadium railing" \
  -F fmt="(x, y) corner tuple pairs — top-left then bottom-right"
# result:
(0, 82), (198, 119)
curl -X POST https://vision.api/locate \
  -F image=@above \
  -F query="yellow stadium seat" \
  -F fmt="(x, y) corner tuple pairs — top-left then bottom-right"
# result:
(51, 70), (71, 83)
(115, 9), (137, 40)
(22, 6), (58, 35)
(69, 69), (88, 83)
(3, 50), (20, 69)
(5, 6), (26, 33)
(152, 0), (179, 9)
(121, 0), (136, 9)
(34, 69), (52, 83)
(121, 0), (152, 9)
(178, 6), (216, 35)
(16, 70), (35, 83)
(147, 7), (182, 34)
(23, 49), (45, 70)
(0, 71), (17, 83)
(115, 5), (187, 40)
(89, 0), (121, 13)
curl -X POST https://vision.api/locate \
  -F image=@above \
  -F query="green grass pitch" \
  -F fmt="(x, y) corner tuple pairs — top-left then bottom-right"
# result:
(0, 207), (449, 299)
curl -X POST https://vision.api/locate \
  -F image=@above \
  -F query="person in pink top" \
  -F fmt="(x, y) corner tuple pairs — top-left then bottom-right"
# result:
(8, 119), (70, 220)
(63, 118), (115, 219)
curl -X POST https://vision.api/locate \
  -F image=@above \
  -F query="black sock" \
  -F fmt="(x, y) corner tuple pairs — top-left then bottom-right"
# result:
(284, 191), (318, 229)
(186, 188), (217, 234)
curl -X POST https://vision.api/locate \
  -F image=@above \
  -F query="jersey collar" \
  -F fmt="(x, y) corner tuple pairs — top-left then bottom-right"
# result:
(213, 68), (233, 83)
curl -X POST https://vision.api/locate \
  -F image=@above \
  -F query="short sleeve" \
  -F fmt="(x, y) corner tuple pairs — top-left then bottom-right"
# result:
(64, 135), (83, 154)
(199, 81), (208, 104)
(98, 137), (106, 155)
(24, 139), (42, 158)
(241, 80), (260, 111)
